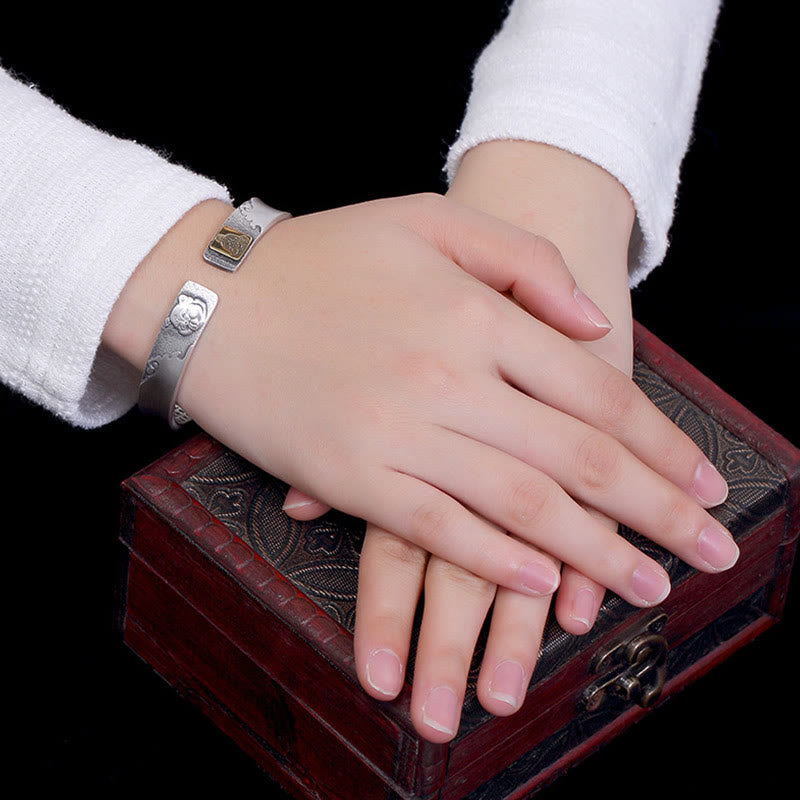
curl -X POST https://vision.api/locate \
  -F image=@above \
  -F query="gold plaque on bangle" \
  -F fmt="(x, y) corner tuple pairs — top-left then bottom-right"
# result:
(209, 226), (253, 261)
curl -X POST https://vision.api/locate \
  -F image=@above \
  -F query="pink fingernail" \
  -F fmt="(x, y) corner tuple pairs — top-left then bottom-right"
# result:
(489, 660), (526, 710)
(422, 686), (460, 736)
(570, 587), (597, 632)
(574, 288), (613, 330)
(365, 649), (404, 697)
(519, 561), (560, 595)
(697, 524), (739, 571)
(631, 564), (671, 606)
(691, 460), (729, 507)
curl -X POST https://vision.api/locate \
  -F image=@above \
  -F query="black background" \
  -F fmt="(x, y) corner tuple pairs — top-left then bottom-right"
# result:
(2, 3), (797, 798)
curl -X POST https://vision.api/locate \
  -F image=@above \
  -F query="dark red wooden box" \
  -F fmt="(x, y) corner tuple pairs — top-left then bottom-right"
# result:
(118, 322), (799, 800)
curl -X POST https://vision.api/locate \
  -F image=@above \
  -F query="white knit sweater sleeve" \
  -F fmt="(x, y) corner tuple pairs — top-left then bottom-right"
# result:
(0, 67), (230, 428)
(446, 0), (720, 285)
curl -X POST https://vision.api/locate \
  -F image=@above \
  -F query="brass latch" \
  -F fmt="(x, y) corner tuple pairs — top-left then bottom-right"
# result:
(581, 611), (668, 712)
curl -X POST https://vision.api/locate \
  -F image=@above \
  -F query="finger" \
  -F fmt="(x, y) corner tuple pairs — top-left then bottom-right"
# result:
(556, 565), (605, 635)
(410, 556), (497, 742)
(471, 386), (738, 574)
(417, 368), (737, 576)
(476, 583), (551, 716)
(405, 194), (612, 341)
(384, 412), (737, 604)
(555, 506), (613, 634)
(496, 321), (730, 509)
(353, 524), (428, 700)
(378, 432), (670, 607)
(281, 486), (331, 521)
(351, 468), (562, 600)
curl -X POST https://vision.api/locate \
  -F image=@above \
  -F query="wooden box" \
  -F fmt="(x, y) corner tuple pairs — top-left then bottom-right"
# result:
(118, 322), (799, 799)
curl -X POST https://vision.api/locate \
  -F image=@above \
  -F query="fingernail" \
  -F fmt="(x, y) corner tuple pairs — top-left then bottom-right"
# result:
(489, 660), (526, 710)
(365, 649), (404, 697)
(574, 287), (613, 330)
(519, 561), (560, 595)
(631, 563), (671, 606)
(282, 497), (317, 511)
(697, 524), (739, 571)
(691, 460), (728, 507)
(422, 686), (460, 737)
(570, 587), (597, 632)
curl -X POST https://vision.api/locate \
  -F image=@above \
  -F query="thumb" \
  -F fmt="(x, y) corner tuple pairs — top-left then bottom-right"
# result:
(417, 197), (613, 341)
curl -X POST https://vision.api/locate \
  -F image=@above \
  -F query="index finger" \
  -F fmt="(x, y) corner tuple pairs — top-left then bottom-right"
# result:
(498, 318), (729, 509)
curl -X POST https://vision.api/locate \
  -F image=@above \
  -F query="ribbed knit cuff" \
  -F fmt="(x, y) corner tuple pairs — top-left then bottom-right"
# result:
(445, 0), (720, 286)
(0, 67), (231, 427)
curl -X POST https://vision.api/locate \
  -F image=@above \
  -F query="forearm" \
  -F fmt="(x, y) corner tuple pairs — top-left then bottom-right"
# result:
(0, 67), (230, 427)
(447, 0), (720, 282)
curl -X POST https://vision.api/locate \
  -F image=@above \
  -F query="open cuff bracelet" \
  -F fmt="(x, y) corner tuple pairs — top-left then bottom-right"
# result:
(137, 280), (218, 430)
(137, 198), (290, 428)
(203, 197), (291, 272)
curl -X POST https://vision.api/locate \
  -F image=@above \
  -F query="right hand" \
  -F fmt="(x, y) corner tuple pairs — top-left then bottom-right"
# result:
(113, 193), (734, 605)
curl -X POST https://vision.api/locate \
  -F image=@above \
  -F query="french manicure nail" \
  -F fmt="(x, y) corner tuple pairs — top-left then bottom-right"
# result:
(365, 649), (404, 697)
(282, 497), (317, 511)
(519, 560), (560, 595)
(570, 587), (597, 631)
(422, 686), (460, 736)
(631, 563), (671, 606)
(692, 459), (729, 507)
(489, 660), (526, 710)
(697, 524), (739, 571)
(574, 287), (613, 330)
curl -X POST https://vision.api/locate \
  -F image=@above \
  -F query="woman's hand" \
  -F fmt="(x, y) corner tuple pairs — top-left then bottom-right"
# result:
(282, 144), (733, 741)
(108, 192), (731, 606)
(108, 188), (733, 745)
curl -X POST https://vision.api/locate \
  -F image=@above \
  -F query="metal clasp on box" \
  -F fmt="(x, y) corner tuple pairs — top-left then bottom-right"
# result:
(581, 611), (668, 711)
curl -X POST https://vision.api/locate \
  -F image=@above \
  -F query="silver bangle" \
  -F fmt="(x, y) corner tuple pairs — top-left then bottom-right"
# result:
(203, 197), (291, 272)
(137, 197), (290, 428)
(138, 280), (218, 430)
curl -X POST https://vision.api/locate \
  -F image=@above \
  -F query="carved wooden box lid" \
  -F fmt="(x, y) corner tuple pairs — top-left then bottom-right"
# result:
(121, 323), (799, 799)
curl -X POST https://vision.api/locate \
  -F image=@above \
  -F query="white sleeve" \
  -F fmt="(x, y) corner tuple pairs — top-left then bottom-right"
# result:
(0, 67), (231, 428)
(445, 0), (721, 285)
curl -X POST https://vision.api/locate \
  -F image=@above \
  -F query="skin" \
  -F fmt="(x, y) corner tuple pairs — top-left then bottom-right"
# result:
(103, 145), (735, 742)
(281, 142), (734, 741)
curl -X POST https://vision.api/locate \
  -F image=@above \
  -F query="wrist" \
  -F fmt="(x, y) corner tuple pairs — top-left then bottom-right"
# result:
(448, 140), (635, 373)
(449, 141), (634, 264)
(102, 199), (235, 372)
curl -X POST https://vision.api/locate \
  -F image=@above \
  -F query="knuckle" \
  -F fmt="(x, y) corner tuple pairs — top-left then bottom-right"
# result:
(594, 369), (637, 431)
(659, 492), (696, 543)
(407, 501), (450, 548)
(406, 191), (446, 219)
(394, 351), (463, 403)
(449, 286), (501, 338)
(415, 191), (445, 206)
(429, 641), (475, 677)
(574, 431), (622, 494)
(507, 477), (552, 530)
(370, 529), (429, 573)
(359, 610), (409, 640)
(426, 558), (497, 607)
(529, 233), (566, 273)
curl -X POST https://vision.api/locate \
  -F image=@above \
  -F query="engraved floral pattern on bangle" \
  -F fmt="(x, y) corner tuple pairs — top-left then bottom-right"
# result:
(142, 355), (161, 378)
(168, 293), (209, 335)
(238, 198), (264, 234)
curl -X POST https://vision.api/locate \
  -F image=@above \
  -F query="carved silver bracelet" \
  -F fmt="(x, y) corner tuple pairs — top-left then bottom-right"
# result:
(137, 280), (218, 429)
(203, 197), (291, 272)
(137, 198), (290, 428)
